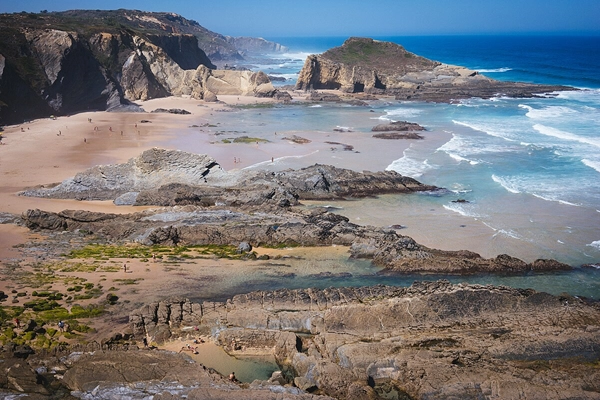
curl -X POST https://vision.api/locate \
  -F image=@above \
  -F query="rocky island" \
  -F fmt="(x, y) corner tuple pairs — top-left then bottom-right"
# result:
(0, 9), (598, 400)
(296, 37), (572, 101)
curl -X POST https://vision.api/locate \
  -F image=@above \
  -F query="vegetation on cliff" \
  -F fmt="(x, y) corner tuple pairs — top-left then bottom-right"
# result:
(322, 37), (439, 73)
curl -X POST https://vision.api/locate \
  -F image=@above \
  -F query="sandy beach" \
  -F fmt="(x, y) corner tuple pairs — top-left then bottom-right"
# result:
(0, 93), (403, 339)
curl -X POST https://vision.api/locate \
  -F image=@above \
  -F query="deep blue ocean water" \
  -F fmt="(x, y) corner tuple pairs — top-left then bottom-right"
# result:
(264, 35), (600, 89)
(203, 36), (600, 299)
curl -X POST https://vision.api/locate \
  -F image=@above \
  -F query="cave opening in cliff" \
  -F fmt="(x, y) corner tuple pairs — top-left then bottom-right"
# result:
(374, 76), (386, 90)
(353, 82), (365, 92)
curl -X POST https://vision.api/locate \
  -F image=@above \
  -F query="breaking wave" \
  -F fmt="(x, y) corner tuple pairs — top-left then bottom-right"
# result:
(476, 67), (512, 73)
(533, 124), (600, 149)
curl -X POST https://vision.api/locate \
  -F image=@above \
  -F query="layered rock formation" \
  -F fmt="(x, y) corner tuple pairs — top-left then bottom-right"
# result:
(0, 10), (282, 124)
(130, 282), (600, 399)
(0, 343), (333, 399)
(296, 37), (572, 101)
(16, 148), (572, 273)
(19, 148), (435, 203)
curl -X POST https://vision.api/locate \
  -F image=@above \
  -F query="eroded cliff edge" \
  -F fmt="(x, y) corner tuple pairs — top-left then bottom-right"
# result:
(295, 37), (572, 101)
(0, 10), (283, 124)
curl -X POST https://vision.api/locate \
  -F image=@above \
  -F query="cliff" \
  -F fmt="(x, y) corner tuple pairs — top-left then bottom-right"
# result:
(0, 10), (281, 125)
(296, 37), (572, 101)
(226, 36), (289, 55)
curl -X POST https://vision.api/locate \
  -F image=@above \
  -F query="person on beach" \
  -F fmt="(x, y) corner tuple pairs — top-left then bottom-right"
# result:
(229, 372), (238, 382)
(123, 264), (127, 272)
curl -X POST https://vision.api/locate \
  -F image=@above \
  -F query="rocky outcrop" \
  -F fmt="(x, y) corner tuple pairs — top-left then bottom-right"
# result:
(17, 148), (574, 274)
(0, 345), (332, 399)
(130, 282), (600, 399)
(371, 121), (425, 132)
(20, 204), (572, 274)
(296, 37), (572, 101)
(19, 148), (436, 203)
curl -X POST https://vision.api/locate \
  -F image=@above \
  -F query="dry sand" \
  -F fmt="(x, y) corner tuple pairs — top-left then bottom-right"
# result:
(0, 93), (427, 344)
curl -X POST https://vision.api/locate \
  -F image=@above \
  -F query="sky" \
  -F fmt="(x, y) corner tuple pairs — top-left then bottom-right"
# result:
(2, 0), (599, 38)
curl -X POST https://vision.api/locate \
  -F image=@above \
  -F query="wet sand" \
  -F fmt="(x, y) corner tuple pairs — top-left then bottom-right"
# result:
(0, 93), (504, 335)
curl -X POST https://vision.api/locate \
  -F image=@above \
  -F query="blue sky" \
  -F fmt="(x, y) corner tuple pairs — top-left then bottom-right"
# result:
(2, 0), (599, 37)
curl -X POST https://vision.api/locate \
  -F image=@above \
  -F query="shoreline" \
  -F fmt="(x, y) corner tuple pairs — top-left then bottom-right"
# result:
(1, 93), (598, 340)
(0, 92), (594, 265)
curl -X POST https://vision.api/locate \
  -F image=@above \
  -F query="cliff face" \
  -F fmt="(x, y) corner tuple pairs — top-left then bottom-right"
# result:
(296, 37), (571, 101)
(226, 36), (289, 55)
(0, 10), (280, 125)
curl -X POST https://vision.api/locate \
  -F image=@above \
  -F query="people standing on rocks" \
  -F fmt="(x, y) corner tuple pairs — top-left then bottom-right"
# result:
(14, 318), (20, 328)
(229, 372), (238, 382)
(143, 337), (148, 347)
(58, 320), (64, 332)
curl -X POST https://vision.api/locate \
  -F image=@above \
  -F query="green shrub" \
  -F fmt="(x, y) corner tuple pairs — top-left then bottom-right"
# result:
(23, 331), (36, 340)
(3, 327), (15, 339)
(23, 299), (60, 311)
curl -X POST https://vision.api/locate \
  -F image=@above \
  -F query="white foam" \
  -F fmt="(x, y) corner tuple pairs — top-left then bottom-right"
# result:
(492, 175), (521, 194)
(492, 228), (523, 240)
(520, 104), (578, 120)
(334, 126), (353, 132)
(309, 104), (322, 108)
(280, 51), (313, 60)
(493, 174), (583, 206)
(529, 192), (581, 207)
(476, 67), (512, 73)
(533, 124), (600, 149)
(452, 120), (518, 142)
(443, 203), (481, 218)
(556, 88), (600, 101)
(268, 73), (298, 80)
(587, 240), (600, 250)
(381, 107), (422, 120)
(582, 159), (600, 173)
(385, 149), (435, 178)
(437, 133), (501, 160)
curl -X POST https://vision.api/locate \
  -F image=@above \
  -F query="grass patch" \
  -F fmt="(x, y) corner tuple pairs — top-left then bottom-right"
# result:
(113, 278), (143, 285)
(234, 103), (276, 109)
(232, 136), (270, 144)
(66, 244), (251, 261)
(261, 242), (302, 249)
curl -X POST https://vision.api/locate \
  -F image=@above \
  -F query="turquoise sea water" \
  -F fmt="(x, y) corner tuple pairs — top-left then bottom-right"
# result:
(203, 36), (600, 299)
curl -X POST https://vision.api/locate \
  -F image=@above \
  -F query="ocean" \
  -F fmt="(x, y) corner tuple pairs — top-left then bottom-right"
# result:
(199, 35), (600, 299)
